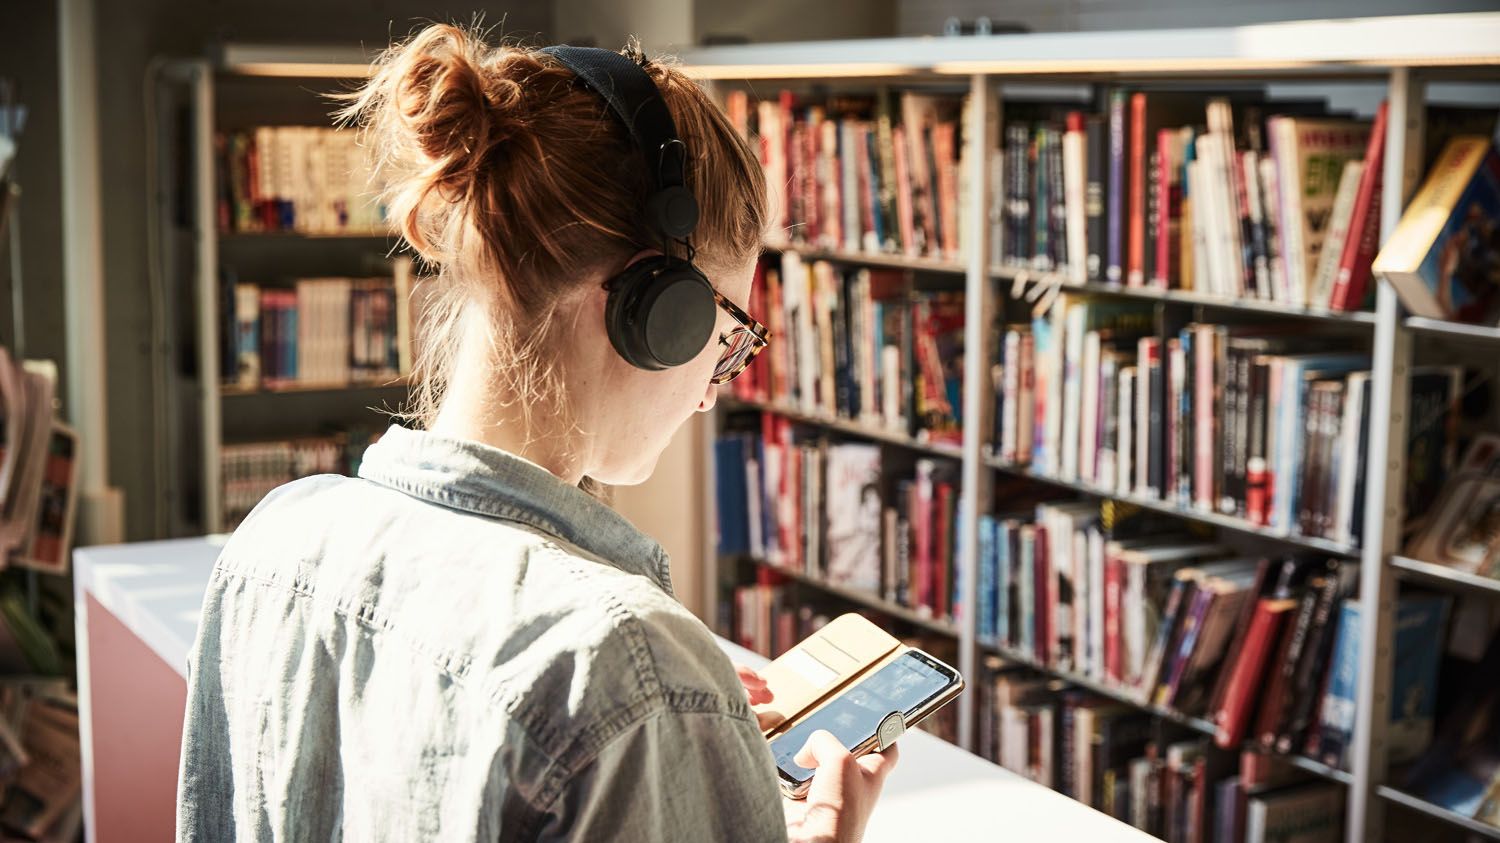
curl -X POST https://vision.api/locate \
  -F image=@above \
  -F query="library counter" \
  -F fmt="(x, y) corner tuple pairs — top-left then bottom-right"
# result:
(74, 537), (1153, 842)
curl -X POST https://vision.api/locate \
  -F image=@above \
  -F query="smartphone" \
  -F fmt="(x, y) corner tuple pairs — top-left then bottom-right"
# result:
(768, 648), (963, 798)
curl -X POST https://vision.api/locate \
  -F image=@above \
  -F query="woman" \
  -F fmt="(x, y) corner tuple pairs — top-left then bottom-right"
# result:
(175, 23), (895, 843)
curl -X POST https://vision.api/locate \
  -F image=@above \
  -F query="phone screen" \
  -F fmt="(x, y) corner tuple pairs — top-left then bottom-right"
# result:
(769, 650), (958, 786)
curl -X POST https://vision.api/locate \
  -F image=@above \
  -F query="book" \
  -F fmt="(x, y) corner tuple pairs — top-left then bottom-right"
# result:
(1373, 136), (1500, 324)
(1406, 434), (1500, 576)
(1267, 117), (1371, 306)
(1328, 101), (1389, 312)
(1307, 159), (1365, 308)
(1245, 784), (1343, 843)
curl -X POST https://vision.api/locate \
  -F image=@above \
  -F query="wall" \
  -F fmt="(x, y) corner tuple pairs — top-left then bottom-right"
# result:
(898, 0), (1500, 35)
(0, 1), (67, 392)
(693, 0), (898, 44)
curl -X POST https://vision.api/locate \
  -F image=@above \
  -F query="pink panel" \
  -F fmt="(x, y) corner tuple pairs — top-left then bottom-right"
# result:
(86, 594), (186, 842)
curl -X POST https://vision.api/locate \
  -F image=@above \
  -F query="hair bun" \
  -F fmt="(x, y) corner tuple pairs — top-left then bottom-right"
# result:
(387, 26), (496, 189)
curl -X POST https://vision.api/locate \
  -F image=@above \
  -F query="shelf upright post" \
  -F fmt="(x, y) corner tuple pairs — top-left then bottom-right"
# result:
(1349, 65), (1423, 843)
(191, 61), (224, 535)
(957, 74), (998, 752)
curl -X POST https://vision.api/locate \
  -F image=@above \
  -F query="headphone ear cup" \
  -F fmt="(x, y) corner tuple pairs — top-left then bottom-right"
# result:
(605, 257), (716, 371)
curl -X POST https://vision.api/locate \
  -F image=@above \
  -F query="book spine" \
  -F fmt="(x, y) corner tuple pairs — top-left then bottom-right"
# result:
(1154, 584), (1214, 708)
(1085, 116), (1107, 283)
(1145, 339), (1165, 499)
(1107, 91), (1128, 285)
(1127, 93), (1147, 287)
(1330, 101), (1389, 312)
(1279, 564), (1344, 753)
(1154, 129), (1176, 289)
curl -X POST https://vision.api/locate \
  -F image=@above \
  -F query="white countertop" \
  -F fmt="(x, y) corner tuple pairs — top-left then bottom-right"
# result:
(74, 537), (1154, 841)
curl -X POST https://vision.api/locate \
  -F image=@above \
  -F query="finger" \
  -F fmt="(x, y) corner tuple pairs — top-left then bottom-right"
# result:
(793, 729), (849, 772)
(746, 686), (774, 705)
(756, 709), (782, 731)
(857, 741), (899, 785)
(735, 664), (768, 688)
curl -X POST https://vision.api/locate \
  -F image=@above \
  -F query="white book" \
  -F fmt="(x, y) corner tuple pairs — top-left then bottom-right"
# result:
(1063, 123), (1087, 283)
(1272, 118), (1308, 306)
(1117, 367), (1135, 497)
(1134, 350), (1150, 495)
(1185, 157), (1214, 296)
(1308, 159), (1365, 309)
(1079, 330), (1102, 485)
(1333, 372), (1369, 545)
(881, 345), (901, 430)
(1208, 101), (1250, 300)
(1196, 133), (1235, 299)
(1044, 299), (1068, 476)
(1259, 155), (1289, 303)
(781, 252), (818, 413)
(839, 121), (861, 253)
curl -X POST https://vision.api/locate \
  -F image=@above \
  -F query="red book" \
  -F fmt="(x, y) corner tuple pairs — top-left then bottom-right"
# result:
(1128, 92), (1201, 288)
(1128, 93), (1149, 287)
(1213, 597), (1296, 749)
(1104, 548), (1123, 682)
(1155, 128), (1176, 290)
(892, 126), (917, 256)
(1328, 101), (1389, 311)
(914, 462), (934, 611)
(935, 481), (954, 619)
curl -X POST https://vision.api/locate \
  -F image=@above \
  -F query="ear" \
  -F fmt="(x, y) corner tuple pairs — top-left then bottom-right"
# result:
(614, 248), (664, 281)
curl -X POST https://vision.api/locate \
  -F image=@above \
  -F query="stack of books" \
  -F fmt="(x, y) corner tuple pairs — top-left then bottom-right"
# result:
(219, 430), (385, 529)
(997, 94), (1385, 312)
(976, 498), (1452, 774)
(223, 263), (415, 391)
(990, 293), (1467, 545)
(729, 253), (965, 447)
(715, 416), (966, 624)
(727, 90), (972, 262)
(978, 665), (1351, 843)
(214, 126), (387, 234)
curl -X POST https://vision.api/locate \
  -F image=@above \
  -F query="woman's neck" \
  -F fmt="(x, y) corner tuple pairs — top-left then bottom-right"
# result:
(428, 309), (592, 486)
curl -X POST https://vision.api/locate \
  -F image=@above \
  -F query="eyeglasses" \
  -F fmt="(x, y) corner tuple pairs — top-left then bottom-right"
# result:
(710, 290), (770, 385)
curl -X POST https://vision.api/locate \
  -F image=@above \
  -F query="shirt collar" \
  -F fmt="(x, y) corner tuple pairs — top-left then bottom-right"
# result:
(356, 425), (673, 596)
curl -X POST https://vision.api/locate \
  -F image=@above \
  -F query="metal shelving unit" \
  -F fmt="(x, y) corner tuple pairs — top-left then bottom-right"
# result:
(982, 453), (1363, 558)
(730, 555), (960, 637)
(979, 640), (1357, 787)
(157, 57), (413, 534)
(718, 396), (963, 459)
(692, 15), (1500, 843)
(991, 264), (1381, 326)
(1377, 786), (1500, 840)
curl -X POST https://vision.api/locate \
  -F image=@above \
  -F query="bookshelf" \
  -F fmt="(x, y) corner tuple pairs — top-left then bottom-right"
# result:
(153, 56), (413, 534)
(687, 14), (1500, 843)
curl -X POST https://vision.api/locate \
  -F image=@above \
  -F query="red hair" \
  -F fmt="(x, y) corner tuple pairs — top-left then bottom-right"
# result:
(337, 24), (766, 430)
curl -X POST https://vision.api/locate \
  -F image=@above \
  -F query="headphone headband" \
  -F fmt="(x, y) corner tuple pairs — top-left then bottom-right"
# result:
(540, 45), (698, 240)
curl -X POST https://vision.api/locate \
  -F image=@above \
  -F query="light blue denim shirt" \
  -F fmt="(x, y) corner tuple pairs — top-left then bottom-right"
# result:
(176, 425), (787, 841)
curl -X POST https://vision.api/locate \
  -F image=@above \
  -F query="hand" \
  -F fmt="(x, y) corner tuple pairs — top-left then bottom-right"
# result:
(735, 663), (772, 705)
(784, 730), (899, 843)
(735, 664), (785, 731)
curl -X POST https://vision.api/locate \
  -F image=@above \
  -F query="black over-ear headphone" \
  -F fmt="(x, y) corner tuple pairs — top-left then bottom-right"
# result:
(540, 45), (718, 372)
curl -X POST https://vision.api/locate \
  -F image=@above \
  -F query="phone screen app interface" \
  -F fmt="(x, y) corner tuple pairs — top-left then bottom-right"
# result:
(771, 653), (952, 780)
